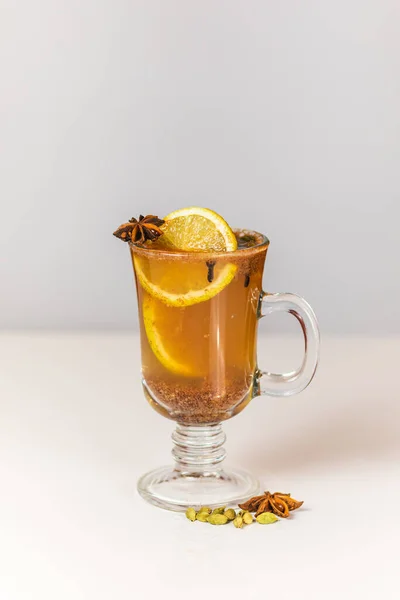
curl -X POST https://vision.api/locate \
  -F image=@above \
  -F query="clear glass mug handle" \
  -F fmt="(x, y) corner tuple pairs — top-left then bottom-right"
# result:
(255, 292), (320, 397)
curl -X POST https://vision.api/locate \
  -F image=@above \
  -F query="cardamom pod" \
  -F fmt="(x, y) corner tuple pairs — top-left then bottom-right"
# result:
(233, 515), (243, 528)
(198, 506), (211, 515)
(212, 506), (226, 515)
(256, 512), (279, 524)
(224, 508), (236, 521)
(243, 511), (253, 525)
(196, 511), (209, 522)
(185, 507), (196, 522)
(207, 513), (228, 525)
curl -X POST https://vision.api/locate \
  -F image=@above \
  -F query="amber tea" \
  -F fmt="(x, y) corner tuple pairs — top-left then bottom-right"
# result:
(131, 230), (267, 424)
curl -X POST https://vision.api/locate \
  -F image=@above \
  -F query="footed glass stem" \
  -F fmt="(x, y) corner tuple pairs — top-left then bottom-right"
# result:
(137, 423), (259, 511)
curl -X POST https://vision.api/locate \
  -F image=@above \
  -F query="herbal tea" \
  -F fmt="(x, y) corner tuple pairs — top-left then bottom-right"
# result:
(131, 230), (267, 424)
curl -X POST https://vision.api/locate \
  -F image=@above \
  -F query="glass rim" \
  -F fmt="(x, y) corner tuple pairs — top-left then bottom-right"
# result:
(128, 228), (270, 259)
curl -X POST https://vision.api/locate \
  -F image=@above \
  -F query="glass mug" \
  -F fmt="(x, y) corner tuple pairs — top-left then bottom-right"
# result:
(129, 229), (319, 510)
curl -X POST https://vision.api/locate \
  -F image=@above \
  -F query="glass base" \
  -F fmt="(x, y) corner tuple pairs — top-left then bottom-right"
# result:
(137, 423), (259, 511)
(137, 466), (259, 512)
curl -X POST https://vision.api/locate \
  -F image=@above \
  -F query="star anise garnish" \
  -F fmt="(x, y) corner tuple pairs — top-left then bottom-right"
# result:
(239, 491), (303, 519)
(113, 215), (165, 244)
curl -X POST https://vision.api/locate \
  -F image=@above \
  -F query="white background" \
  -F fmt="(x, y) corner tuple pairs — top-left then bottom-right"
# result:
(1, 0), (400, 332)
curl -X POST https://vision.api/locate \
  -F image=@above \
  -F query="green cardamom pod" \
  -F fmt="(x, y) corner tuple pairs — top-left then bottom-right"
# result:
(243, 511), (253, 524)
(207, 513), (229, 525)
(224, 508), (236, 521)
(185, 507), (197, 522)
(212, 506), (226, 515)
(233, 515), (243, 528)
(256, 512), (279, 524)
(196, 511), (209, 522)
(198, 506), (211, 515)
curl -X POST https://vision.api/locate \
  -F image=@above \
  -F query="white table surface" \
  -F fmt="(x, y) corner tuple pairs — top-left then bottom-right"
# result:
(1, 333), (399, 600)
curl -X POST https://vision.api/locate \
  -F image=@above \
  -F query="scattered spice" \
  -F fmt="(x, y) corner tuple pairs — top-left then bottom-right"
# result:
(242, 511), (253, 524)
(233, 515), (243, 528)
(196, 511), (209, 522)
(224, 508), (236, 521)
(256, 512), (278, 524)
(244, 273), (250, 287)
(198, 506), (211, 515)
(239, 491), (303, 518)
(212, 506), (226, 515)
(113, 214), (165, 244)
(185, 493), (303, 528)
(185, 507), (196, 521)
(207, 513), (228, 525)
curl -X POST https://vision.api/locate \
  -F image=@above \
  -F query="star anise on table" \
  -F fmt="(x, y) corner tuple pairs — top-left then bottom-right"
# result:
(239, 491), (303, 518)
(113, 215), (165, 244)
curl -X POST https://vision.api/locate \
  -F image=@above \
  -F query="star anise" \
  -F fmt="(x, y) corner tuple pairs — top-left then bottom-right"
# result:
(239, 491), (303, 519)
(113, 215), (165, 244)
